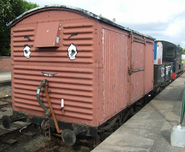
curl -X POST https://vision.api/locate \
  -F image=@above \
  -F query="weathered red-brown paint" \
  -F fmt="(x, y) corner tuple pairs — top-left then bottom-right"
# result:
(10, 7), (154, 127)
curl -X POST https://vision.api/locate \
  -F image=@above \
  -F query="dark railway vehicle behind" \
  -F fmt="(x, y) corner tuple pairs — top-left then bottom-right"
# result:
(153, 62), (173, 93)
(4, 5), (155, 146)
(155, 40), (183, 80)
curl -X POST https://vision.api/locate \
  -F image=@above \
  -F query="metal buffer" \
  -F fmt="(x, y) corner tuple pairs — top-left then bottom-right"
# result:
(2, 115), (26, 129)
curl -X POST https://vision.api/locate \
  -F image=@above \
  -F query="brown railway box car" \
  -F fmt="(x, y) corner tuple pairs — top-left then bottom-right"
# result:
(7, 5), (155, 144)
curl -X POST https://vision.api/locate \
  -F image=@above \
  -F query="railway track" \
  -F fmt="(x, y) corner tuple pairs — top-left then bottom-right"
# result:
(0, 121), (91, 152)
(0, 96), (91, 152)
(0, 83), (91, 151)
(0, 123), (47, 152)
(0, 80), (11, 99)
(0, 96), (46, 152)
(0, 96), (12, 122)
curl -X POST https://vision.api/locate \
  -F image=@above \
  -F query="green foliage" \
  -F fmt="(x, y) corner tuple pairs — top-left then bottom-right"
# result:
(21, 1), (39, 13)
(0, 26), (11, 56)
(0, 0), (12, 24)
(0, 0), (39, 56)
(182, 49), (185, 54)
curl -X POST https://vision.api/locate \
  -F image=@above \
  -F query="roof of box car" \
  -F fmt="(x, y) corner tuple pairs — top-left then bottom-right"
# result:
(7, 5), (155, 40)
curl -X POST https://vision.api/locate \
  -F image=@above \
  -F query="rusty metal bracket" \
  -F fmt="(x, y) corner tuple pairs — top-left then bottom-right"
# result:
(44, 80), (62, 134)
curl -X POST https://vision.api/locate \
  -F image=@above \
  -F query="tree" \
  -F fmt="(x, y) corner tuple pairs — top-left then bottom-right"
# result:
(0, 0), (39, 56)
(182, 49), (185, 54)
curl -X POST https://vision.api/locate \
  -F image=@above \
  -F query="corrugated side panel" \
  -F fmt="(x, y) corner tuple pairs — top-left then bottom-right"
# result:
(11, 19), (96, 125)
(102, 29), (128, 120)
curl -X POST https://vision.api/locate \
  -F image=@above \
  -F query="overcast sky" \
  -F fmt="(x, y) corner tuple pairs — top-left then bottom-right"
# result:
(26, 0), (185, 48)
